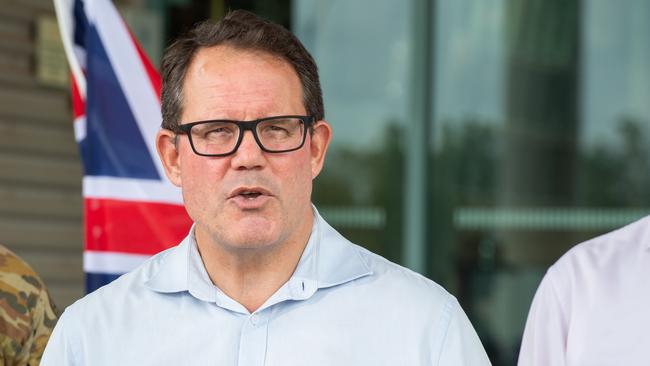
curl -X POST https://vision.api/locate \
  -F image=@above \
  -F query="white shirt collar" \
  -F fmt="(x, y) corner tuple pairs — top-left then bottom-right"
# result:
(144, 206), (372, 311)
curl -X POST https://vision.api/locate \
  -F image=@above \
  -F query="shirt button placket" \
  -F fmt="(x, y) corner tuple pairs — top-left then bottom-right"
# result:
(237, 311), (269, 366)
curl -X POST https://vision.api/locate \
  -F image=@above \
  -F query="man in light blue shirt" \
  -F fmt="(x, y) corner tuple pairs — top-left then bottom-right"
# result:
(43, 10), (490, 365)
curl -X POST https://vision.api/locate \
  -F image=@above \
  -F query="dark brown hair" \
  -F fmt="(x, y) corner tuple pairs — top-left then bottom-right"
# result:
(161, 10), (324, 130)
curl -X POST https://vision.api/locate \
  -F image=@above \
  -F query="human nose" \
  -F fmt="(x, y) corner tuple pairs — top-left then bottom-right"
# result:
(230, 130), (265, 170)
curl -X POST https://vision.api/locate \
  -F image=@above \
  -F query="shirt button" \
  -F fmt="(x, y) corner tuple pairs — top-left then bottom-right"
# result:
(250, 314), (258, 326)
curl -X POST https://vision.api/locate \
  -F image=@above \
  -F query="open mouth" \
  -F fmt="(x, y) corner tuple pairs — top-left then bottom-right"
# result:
(229, 186), (272, 201)
(239, 191), (262, 199)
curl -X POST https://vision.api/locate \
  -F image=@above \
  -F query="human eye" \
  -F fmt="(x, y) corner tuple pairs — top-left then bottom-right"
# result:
(194, 122), (236, 140)
(260, 118), (298, 139)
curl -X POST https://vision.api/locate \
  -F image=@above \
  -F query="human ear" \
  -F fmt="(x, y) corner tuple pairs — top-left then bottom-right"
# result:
(156, 129), (182, 187)
(309, 120), (332, 179)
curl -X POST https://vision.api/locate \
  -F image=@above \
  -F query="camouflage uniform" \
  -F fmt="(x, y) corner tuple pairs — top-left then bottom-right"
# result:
(0, 245), (57, 366)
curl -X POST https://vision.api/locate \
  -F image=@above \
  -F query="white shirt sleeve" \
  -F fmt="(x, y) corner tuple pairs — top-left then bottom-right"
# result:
(437, 297), (492, 365)
(41, 309), (80, 366)
(518, 270), (569, 366)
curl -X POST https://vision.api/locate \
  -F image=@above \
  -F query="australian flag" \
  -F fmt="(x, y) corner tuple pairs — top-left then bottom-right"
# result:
(53, 0), (192, 292)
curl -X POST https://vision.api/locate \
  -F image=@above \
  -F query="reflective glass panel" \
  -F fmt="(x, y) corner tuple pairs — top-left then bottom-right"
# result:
(294, 0), (414, 262)
(433, 0), (650, 364)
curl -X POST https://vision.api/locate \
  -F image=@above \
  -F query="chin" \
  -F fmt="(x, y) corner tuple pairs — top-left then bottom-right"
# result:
(227, 219), (283, 249)
(226, 232), (282, 250)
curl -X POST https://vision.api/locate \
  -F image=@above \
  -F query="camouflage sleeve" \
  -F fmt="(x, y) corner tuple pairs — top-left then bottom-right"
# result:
(24, 287), (58, 366)
(0, 245), (58, 366)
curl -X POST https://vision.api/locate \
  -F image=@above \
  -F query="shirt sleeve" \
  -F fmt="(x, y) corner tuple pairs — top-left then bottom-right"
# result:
(436, 296), (492, 366)
(518, 270), (569, 366)
(40, 309), (80, 366)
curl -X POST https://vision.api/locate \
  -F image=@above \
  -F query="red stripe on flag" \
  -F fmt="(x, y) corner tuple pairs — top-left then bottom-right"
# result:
(121, 18), (162, 101)
(71, 75), (85, 119)
(85, 198), (192, 255)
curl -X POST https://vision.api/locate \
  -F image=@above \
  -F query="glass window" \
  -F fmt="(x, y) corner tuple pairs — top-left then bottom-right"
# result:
(433, 0), (650, 364)
(294, 0), (415, 263)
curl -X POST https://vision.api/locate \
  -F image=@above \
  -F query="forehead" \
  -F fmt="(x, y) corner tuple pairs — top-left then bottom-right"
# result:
(181, 45), (305, 121)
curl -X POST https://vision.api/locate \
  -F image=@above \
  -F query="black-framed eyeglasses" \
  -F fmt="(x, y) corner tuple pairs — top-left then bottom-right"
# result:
(172, 115), (315, 157)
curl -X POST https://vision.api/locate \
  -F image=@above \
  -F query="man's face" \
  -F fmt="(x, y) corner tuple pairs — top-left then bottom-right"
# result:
(157, 45), (331, 252)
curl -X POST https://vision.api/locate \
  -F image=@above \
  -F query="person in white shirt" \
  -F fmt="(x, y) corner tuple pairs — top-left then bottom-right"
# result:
(42, 9), (491, 365)
(518, 214), (650, 365)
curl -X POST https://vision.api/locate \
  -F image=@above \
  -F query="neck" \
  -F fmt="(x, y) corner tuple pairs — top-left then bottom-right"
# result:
(196, 213), (313, 313)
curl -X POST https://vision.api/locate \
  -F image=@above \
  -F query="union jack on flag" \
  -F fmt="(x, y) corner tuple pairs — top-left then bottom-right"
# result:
(53, 0), (192, 292)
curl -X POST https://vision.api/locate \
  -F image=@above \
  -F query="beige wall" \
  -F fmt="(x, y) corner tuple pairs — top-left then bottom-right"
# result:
(0, 0), (84, 309)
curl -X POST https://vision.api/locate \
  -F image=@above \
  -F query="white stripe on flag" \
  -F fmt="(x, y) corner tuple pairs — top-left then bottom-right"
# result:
(89, 0), (168, 182)
(83, 176), (184, 204)
(84, 251), (151, 274)
(74, 115), (86, 141)
(73, 45), (88, 70)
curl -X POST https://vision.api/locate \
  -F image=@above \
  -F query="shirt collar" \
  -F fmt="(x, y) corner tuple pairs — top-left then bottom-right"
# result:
(143, 226), (212, 299)
(277, 206), (373, 302)
(145, 206), (373, 305)
(309, 206), (373, 288)
(144, 226), (228, 305)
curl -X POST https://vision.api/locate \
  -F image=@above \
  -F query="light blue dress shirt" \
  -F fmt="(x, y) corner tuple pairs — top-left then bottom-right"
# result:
(42, 208), (491, 365)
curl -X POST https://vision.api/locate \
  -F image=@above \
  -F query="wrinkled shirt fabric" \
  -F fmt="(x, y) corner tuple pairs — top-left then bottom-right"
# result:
(519, 215), (650, 366)
(43, 208), (490, 366)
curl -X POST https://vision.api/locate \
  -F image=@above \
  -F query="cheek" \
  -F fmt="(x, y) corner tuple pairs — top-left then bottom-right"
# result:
(180, 158), (203, 191)
(283, 154), (314, 200)
(180, 149), (228, 184)
(179, 158), (227, 211)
